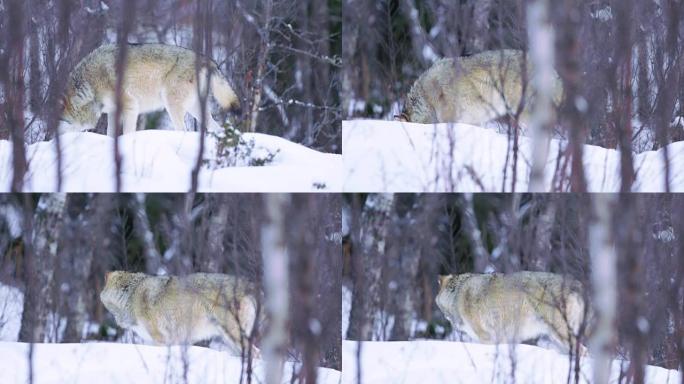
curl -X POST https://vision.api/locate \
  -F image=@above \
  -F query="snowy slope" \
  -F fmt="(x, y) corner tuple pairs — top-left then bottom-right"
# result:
(342, 340), (681, 384)
(0, 131), (341, 192)
(0, 284), (23, 342)
(0, 342), (341, 384)
(343, 120), (684, 192)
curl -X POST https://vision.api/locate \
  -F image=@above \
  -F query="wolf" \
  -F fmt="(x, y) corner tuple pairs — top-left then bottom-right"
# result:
(436, 271), (589, 355)
(398, 50), (562, 126)
(61, 43), (241, 137)
(100, 271), (261, 356)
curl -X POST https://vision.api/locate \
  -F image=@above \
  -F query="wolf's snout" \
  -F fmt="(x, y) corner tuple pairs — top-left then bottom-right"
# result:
(230, 103), (243, 116)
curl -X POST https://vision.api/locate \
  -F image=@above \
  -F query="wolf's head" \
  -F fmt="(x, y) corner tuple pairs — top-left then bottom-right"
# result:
(399, 79), (437, 124)
(60, 73), (100, 132)
(435, 274), (478, 324)
(100, 271), (147, 328)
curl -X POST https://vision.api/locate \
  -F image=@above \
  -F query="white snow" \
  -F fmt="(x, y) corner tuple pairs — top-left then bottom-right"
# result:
(343, 120), (684, 192)
(341, 285), (351, 338)
(0, 203), (22, 238)
(342, 340), (681, 384)
(0, 284), (23, 342)
(0, 342), (341, 384)
(0, 130), (341, 192)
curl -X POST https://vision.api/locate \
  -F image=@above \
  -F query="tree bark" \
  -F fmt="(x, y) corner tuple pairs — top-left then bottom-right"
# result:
(347, 193), (394, 340)
(248, 0), (273, 133)
(5, 0), (27, 192)
(19, 193), (67, 343)
(63, 195), (97, 342)
(130, 194), (164, 275)
(461, 193), (489, 273)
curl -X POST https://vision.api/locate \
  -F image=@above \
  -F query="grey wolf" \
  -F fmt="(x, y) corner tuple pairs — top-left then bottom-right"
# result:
(100, 271), (260, 356)
(436, 271), (589, 355)
(61, 44), (241, 136)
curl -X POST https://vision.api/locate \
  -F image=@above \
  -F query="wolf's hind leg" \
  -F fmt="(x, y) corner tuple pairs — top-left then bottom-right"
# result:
(106, 95), (139, 136)
(212, 297), (260, 358)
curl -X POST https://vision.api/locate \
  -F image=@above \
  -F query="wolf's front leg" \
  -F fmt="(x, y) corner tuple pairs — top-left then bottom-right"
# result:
(188, 102), (223, 134)
(107, 114), (116, 137)
(106, 111), (138, 136)
(122, 108), (139, 135)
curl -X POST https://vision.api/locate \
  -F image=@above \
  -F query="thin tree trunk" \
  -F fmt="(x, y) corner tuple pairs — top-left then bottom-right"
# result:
(341, 0), (360, 118)
(461, 193), (489, 273)
(616, 195), (646, 383)
(205, 194), (228, 273)
(248, 0), (273, 133)
(262, 193), (290, 384)
(653, 1), (681, 193)
(399, 0), (436, 69)
(527, 0), (554, 192)
(558, 0), (587, 192)
(6, 0), (27, 192)
(19, 193), (67, 343)
(589, 194), (617, 384)
(190, 0), (212, 193)
(63, 195), (96, 342)
(471, 0), (493, 52)
(113, 0), (135, 192)
(614, 0), (635, 192)
(347, 194), (394, 341)
(390, 196), (421, 341)
(130, 194), (164, 275)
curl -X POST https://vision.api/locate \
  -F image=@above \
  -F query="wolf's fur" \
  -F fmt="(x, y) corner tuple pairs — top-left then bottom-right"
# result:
(400, 50), (562, 126)
(61, 44), (241, 136)
(436, 271), (589, 355)
(100, 271), (260, 355)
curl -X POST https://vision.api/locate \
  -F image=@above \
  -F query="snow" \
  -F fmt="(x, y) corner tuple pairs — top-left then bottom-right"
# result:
(0, 342), (341, 384)
(0, 202), (22, 238)
(342, 340), (681, 384)
(0, 284), (23, 342)
(341, 285), (351, 338)
(0, 130), (341, 192)
(343, 120), (684, 192)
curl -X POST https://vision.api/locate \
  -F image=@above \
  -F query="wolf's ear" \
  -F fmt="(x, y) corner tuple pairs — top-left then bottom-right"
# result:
(438, 275), (450, 287)
(105, 271), (115, 284)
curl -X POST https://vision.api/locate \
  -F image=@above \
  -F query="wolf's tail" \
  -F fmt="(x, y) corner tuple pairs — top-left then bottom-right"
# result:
(210, 72), (241, 114)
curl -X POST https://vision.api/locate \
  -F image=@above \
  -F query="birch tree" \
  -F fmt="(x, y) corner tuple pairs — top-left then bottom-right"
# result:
(588, 194), (617, 384)
(527, 0), (555, 192)
(261, 193), (290, 384)
(19, 193), (67, 343)
(347, 193), (395, 340)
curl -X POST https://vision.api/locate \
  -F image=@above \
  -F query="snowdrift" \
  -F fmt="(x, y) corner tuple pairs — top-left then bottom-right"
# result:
(342, 340), (680, 384)
(343, 120), (684, 192)
(0, 284), (22, 342)
(0, 342), (341, 384)
(0, 131), (341, 192)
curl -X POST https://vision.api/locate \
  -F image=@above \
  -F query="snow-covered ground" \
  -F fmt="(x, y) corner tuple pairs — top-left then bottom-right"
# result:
(343, 120), (684, 192)
(0, 342), (341, 384)
(0, 130), (341, 192)
(0, 284), (23, 342)
(342, 340), (681, 384)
